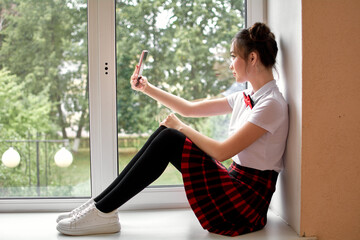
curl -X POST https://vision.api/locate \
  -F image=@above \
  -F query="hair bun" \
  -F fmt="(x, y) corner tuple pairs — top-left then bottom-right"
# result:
(233, 22), (278, 68)
(249, 22), (273, 42)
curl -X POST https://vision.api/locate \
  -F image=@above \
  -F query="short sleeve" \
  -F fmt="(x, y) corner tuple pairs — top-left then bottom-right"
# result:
(248, 98), (286, 134)
(226, 91), (240, 109)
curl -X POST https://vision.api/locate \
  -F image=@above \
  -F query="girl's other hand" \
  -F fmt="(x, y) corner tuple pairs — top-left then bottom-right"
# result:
(130, 65), (148, 92)
(160, 113), (186, 131)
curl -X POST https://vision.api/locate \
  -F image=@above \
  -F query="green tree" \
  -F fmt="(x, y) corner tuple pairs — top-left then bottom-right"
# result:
(0, 69), (52, 138)
(0, 0), (245, 136)
(115, 0), (245, 133)
(0, 0), (88, 139)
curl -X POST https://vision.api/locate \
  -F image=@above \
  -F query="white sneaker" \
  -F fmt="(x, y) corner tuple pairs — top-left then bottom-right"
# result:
(56, 203), (120, 236)
(56, 199), (94, 223)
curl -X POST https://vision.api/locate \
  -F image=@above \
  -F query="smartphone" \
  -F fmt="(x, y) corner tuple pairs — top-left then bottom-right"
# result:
(135, 50), (148, 86)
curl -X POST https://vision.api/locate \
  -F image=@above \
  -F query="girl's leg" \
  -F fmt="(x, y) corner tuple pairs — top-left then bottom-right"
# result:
(95, 128), (185, 213)
(94, 126), (168, 202)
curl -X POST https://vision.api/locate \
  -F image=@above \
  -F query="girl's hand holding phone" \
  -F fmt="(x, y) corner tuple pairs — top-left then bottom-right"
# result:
(130, 50), (149, 92)
(130, 65), (148, 92)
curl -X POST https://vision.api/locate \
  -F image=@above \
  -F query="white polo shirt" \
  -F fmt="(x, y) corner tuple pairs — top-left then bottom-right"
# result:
(226, 80), (288, 172)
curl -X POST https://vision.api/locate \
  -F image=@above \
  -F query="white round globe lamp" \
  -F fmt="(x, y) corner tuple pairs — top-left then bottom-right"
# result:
(1, 147), (21, 168)
(54, 147), (73, 168)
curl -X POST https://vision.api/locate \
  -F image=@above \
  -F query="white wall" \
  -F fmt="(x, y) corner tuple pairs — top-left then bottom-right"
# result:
(266, 0), (302, 234)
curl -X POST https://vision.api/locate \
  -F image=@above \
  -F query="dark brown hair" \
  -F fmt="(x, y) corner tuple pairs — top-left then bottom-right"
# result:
(233, 22), (278, 68)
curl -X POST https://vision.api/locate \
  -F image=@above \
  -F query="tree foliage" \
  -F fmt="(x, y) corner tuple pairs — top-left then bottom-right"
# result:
(0, 69), (52, 138)
(0, 0), (245, 136)
(115, 0), (245, 133)
(0, 0), (88, 139)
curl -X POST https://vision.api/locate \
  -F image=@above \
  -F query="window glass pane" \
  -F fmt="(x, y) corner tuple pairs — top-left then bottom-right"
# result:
(0, 0), (90, 198)
(116, 0), (246, 185)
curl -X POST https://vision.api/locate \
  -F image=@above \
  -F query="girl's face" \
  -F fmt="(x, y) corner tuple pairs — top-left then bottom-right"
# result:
(229, 42), (247, 83)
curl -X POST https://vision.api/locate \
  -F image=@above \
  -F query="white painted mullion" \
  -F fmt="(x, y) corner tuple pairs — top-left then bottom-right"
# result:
(88, 0), (117, 198)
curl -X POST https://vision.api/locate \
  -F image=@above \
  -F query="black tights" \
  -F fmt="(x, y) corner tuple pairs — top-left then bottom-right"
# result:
(94, 126), (186, 213)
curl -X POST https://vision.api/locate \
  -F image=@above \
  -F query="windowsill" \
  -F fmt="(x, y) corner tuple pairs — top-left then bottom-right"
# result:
(0, 208), (316, 240)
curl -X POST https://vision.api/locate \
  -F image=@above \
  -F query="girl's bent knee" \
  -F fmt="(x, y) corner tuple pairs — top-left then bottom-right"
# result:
(156, 128), (186, 146)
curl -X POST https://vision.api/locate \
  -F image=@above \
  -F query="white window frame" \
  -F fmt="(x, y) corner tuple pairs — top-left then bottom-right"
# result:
(247, 0), (266, 26)
(0, 0), (264, 212)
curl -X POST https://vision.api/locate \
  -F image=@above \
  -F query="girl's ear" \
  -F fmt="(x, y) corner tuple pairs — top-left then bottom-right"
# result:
(249, 51), (258, 66)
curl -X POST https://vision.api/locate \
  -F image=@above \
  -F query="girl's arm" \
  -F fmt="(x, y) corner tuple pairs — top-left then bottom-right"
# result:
(161, 114), (267, 162)
(130, 66), (232, 117)
(143, 83), (232, 117)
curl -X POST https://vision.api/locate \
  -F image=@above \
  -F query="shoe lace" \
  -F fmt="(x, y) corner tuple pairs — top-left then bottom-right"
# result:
(70, 200), (91, 215)
(71, 204), (95, 222)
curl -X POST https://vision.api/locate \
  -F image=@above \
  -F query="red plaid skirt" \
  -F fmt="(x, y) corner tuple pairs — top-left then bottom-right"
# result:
(181, 138), (278, 236)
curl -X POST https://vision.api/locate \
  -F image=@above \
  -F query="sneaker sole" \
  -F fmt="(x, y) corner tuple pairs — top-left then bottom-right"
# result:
(57, 222), (121, 236)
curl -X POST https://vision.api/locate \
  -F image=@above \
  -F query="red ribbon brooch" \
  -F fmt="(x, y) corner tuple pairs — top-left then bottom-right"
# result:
(243, 92), (254, 109)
